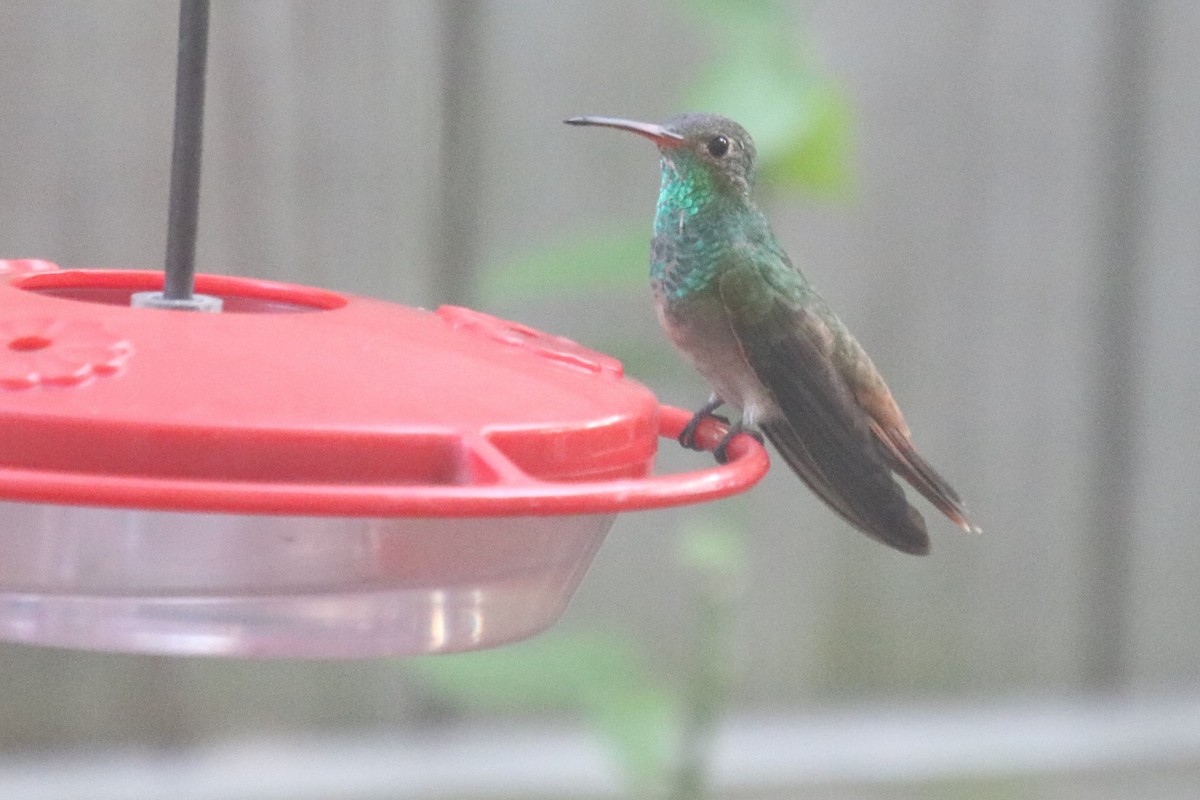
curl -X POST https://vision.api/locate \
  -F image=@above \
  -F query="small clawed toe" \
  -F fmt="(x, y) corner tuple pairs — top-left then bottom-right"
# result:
(713, 426), (763, 464)
(678, 398), (727, 450)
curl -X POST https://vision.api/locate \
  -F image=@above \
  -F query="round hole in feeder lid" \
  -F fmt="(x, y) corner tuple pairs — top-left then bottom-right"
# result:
(0, 259), (768, 659)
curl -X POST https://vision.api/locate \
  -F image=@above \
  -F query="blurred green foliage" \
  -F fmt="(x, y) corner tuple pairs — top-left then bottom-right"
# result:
(413, 3), (853, 797)
(476, 225), (650, 301)
(686, 1), (853, 195)
(477, 2), (852, 309)
(410, 517), (745, 799)
(410, 627), (677, 791)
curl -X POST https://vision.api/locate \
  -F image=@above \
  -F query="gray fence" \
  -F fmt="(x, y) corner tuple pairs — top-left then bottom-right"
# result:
(0, 0), (1197, 785)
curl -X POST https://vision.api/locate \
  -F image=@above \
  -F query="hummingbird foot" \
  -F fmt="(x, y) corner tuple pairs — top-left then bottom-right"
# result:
(678, 396), (728, 450)
(713, 422), (765, 465)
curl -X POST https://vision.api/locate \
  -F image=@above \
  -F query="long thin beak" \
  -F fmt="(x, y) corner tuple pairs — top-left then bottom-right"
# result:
(564, 116), (686, 147)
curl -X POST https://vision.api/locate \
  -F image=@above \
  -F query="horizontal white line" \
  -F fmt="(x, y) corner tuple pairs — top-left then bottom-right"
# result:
(1, 694), (1198, 799)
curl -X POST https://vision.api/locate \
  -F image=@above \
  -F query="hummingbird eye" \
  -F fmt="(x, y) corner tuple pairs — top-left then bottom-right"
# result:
(706, 135), (731, 158)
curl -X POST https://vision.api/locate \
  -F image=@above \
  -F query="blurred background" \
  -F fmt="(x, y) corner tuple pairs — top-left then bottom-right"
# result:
(1, 1), (1198, 798)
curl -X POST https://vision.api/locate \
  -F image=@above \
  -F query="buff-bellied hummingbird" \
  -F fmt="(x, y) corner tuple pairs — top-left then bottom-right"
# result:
(565, 113), (978, 555)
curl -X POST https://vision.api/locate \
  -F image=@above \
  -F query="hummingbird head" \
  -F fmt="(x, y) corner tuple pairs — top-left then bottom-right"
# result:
(565, 113), (757, 200)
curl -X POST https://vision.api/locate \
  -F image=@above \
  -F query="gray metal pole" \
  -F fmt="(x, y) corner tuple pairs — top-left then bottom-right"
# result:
(134, 0), (221, 312)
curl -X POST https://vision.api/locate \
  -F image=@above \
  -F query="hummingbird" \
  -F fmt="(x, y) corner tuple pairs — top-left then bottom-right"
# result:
(565, 113), (978, 555)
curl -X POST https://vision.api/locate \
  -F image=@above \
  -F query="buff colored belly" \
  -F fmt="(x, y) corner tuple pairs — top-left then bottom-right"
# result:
(655, 294), (778, 426)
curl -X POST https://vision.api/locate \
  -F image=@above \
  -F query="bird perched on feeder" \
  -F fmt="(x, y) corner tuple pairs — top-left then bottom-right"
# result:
(565, 113), (978, 555)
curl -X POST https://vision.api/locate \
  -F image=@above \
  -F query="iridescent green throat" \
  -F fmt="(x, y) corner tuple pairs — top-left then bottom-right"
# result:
(650, 156), (734, 300)
(652, 156), (715, 238)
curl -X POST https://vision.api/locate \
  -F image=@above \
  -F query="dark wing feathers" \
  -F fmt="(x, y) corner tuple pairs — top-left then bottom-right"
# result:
(717, 266), (932, 555)
(870, 421), (978, 534)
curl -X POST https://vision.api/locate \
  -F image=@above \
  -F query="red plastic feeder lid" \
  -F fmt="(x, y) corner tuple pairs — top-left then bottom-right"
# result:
(0, 260), (767, 517)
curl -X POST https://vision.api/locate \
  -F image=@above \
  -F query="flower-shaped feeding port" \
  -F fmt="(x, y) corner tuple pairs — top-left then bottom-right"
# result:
(0, 261), (768, 659)
(0, 317), (132, 390)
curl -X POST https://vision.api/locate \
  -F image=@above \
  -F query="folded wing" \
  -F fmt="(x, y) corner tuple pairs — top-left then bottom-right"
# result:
(717, 263), (932, 554)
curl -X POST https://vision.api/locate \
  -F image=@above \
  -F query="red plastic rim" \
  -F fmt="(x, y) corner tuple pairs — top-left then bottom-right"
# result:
(0, 405), (767, 516)
(13, 267), (347, 312)
(0, 260), (770, 517)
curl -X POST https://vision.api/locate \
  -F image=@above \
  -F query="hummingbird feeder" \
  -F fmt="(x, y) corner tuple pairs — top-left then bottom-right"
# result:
(0, 3), (768, 658)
